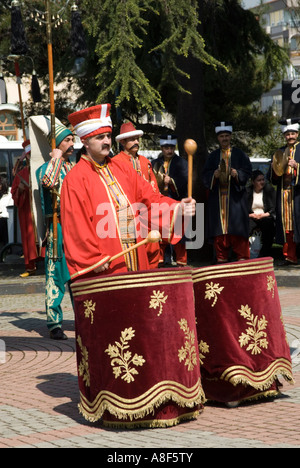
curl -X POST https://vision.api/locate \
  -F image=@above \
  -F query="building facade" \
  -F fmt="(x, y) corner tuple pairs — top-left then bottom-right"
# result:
(248, 0), (300, 115)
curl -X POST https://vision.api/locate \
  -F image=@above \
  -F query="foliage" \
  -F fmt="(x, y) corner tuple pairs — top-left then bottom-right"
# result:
(0, 0), (291, 150)
(80, 0), (224, 118)
(202, 0), (290, 148)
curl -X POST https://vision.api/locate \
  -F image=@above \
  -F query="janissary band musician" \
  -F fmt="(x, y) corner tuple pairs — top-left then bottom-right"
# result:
(11, 140), (42, 278)
(152, 135), (189, 266)
(114, 122), (160, 269)
(202, 121), (252, 263)
(36, 121), (75, 340)
(270, 118), (300, 266)
(60, 104), (205, 428)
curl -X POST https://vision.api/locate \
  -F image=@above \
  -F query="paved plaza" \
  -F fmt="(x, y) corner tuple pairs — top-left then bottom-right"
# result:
(0, 262), (300, 449)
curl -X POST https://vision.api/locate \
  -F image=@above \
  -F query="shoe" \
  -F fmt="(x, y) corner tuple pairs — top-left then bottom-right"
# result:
(50, 328), (68, 340)
(226, 401), (240, 408)
(277, 259), (297, 267)
(20, 269), (36, 278)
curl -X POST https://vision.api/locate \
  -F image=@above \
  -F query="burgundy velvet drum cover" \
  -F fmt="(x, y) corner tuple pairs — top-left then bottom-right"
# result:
(71, 268), (205, 428)
(193, 258), (294, 404)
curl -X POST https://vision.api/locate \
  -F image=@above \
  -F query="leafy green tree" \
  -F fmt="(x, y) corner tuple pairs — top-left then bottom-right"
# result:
(201, 0), (290, 149)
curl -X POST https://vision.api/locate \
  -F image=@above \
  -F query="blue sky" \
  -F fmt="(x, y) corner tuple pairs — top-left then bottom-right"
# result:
(243, 0), (262, 8)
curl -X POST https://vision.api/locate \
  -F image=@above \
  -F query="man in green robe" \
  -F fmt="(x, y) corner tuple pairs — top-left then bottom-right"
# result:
(36, 122), (74, 340)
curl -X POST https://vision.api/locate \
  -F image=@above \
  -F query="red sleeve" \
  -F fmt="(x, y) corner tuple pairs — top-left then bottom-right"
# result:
(60, 177), (111, 280)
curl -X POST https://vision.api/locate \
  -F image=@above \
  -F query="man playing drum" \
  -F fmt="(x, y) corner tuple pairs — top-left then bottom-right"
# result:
(60, 104), (204, 428)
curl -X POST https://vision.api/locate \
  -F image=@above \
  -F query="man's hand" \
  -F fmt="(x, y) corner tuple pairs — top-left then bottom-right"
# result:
(214, 168), (221, 179)
(164, 175), (171, 185)
(231, 168), (238, 179)
(94, 262), (110, 273)
(50, 149), (63, 160)
(180, 197), (196, 217)
(94, 262), (110, 274)
(288, 158), (298, 169)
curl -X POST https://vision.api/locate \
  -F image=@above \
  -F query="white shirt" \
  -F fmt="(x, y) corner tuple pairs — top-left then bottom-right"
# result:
(252, 191), (264, 215)
(0, 189), (14, 219)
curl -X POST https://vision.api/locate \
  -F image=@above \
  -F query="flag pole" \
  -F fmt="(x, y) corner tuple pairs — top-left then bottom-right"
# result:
(45, 0), (58, 261)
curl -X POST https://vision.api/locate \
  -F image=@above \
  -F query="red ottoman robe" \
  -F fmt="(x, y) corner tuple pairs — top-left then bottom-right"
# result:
(60, 155), (182, 280)
(11, 166), (39, 270)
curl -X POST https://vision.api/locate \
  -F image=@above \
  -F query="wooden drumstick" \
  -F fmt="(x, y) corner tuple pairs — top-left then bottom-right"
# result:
(184, 139), (197, 198)
(109, 230), (161, 263)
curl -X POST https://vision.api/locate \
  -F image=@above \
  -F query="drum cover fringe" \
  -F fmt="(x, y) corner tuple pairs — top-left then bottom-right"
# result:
(78, 379), (205, 427)
(220, 358), (294, 390)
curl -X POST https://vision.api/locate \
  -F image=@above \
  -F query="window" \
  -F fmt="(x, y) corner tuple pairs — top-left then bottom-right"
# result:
(0, 151), (9, 181)
(270, 10), (284, 26)
(290, 35), (300, 52)
(0, 111), (18, 140)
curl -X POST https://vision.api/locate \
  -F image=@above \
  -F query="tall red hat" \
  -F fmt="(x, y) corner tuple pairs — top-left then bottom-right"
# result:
(68, 104), (112, 139)
(115, 122), (143, 142)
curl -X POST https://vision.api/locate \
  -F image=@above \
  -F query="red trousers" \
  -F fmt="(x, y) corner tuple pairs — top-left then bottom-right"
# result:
(214, 235), (250, 263)
(283, 231), (297, 264)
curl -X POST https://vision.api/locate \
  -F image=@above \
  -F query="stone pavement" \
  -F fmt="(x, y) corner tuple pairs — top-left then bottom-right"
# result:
(0, 262), (300, 449)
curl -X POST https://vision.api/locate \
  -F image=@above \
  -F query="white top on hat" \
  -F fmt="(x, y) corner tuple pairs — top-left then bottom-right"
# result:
(215, 121), (233, 134)
(115, 129), (144, 142)
(160, 135), (177, 146)
(280, 118), (300, 134)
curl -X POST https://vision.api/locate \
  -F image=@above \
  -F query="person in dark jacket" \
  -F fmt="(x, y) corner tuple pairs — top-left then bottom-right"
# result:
(269, 118), (300, 265)
(247, 170), (276, 257)
(202, 122), (252, 263)
(152, 135), (188, 266)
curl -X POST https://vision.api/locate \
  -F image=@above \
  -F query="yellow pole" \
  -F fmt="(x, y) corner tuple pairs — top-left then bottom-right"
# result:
(46, 0), (58, 261)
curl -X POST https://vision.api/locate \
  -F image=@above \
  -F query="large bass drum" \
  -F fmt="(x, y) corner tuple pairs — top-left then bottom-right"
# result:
(71, 267), (205, 428)
(192, 258), (294, 405)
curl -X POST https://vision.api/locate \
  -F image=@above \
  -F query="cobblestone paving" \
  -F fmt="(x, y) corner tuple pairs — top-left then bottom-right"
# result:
(0, 269), (299, 449)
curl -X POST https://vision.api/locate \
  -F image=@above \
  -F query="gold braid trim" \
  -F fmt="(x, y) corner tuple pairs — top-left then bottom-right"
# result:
(220, 358), (294, 390)
(78, 379), (205, 425)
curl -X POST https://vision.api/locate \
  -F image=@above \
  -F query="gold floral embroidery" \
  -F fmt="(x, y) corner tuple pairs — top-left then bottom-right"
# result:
(198, 340), (210, 365)
(238, 305), (269, 355)
(83, 300), (96, 324)
(205, 282), (224, 307)
(267, 275), (276, 299)
(77, 336), (90, 387)
(178, 319), (198, 371)
(149, 290), (168, 316)
(105, 327), (145, 383)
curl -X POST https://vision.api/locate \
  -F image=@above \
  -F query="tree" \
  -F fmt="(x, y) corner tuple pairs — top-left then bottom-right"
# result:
(80, 0), (223, 117)
(201, 0), (290, 149)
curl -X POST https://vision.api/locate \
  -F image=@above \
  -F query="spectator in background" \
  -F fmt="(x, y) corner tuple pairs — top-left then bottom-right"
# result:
(247, 170), (276, 257)
(0, 176), (13, 248)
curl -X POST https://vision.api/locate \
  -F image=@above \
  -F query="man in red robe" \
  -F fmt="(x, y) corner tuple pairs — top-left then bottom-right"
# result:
(11, 140), (40, 277)
(114, 122), (160, 268)
(62, 104), (195, 280)
(60, 104), (200, 428)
